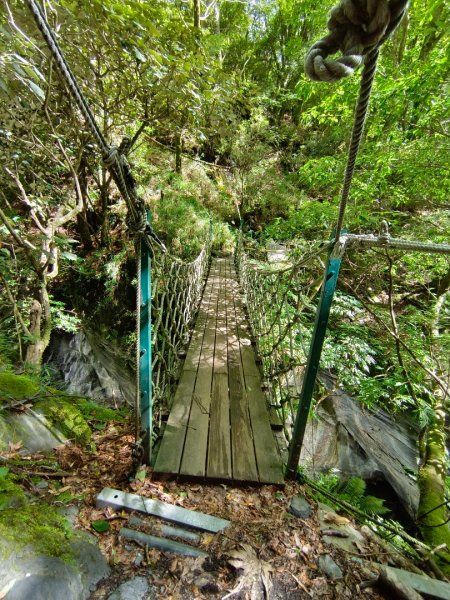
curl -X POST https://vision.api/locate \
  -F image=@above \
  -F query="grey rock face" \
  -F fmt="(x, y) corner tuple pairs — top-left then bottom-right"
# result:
(1, 533), (110, 600)
(5, 574), (80, 600)
(2, 412), (66, 453)
(318, 554), (343, 579)
(289, 495), (313, 518)
(46, 331), (135, 405)
(107, 577), (151, 600)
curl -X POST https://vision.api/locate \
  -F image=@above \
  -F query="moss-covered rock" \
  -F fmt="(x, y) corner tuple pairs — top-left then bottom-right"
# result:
(35, 398), (92, 445)
(0, 373), (107, 448)
(0, 474), (26, 511)
(0, 372), (39, 404)
(0, 417), (9, 451)
(0, 500), (72, 560)
(0, 478), (110, 596)
(73, 397), (125, 423)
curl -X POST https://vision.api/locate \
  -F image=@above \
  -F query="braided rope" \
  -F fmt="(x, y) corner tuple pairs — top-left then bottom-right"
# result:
(24, 0), (151, 241)
(305, 0), (409, 242)
(335, 47), (378, 238)
(25, 0), (108, 152)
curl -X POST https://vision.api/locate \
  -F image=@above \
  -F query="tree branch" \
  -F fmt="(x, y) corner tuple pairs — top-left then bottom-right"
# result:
(44, 109), (84, 227)
(4, 167), (47, 234)
(386, 250), (418, 402)
(0, 206), (42, 274)
(349, 284), (449, 397)
(0, 272), (31, 337)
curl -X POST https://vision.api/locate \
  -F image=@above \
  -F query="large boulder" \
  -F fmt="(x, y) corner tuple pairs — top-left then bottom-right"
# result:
(0, 478), (109, 600)
(0, 372), (92, 452)
(45, 331), (135, 406)
(299, 373), (419, 518)
(0, 533), (109, 600)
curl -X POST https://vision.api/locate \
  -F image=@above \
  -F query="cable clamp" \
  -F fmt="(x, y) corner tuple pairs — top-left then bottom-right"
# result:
(378, 220), (391, 244)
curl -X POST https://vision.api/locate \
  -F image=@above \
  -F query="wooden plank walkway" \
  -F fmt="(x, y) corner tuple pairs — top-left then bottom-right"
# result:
(153, 257), (284, 485)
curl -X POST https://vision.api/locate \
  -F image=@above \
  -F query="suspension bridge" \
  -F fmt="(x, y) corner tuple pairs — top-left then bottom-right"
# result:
(23, 0), (450, 488)
(153, 257), (284, 484)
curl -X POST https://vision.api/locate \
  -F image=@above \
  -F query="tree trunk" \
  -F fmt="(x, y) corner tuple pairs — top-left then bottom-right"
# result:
(175, 131), (182, 175)
(25, 285), (52, 366)
(417, 401), (450, 576)
(395, 12), (409, 66)
(99, 178), (111, 247)
(193, 0), (200, 30)
(76, 156), (94, 251)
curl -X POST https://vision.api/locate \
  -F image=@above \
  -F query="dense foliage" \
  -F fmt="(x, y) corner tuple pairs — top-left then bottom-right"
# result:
(0, 0), (449, 572)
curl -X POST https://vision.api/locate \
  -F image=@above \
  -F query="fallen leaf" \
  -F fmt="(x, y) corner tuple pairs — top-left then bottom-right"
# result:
(8, 441), (23, 452)
(92, 519), (111, 533)
(226, 544), (273, 599)
(323, 512), (350, 526)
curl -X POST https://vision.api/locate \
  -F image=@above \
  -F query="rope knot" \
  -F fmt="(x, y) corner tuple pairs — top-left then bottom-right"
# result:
(126, 200), (147, 235)
(102, 145), (120, 168)
(305, 0), (409, 82)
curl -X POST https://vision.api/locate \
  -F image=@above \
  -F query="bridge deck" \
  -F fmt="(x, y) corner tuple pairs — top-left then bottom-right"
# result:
(153, 257), (284, 485)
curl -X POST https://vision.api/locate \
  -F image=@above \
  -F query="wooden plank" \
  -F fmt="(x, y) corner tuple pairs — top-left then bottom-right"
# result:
(269, 406), (284, 431)
(245, 375), (284, 484)
(183, 321), (206, 371)
(183, 283), (211, 371)
(239, 342), (261, 379)
(229, 362), (258, 481)
(214, 258), (228, 375)
(120, 528), (207, 558)
(179, 271), (217, 477)
(97, 487), (230, 532)
(214, 324), (228, 374)
(179, 365), (212, 477)
(228, 264), (283, 484)
(227, 277), (259, 482)
(207, 373), (231, 479)
(153, 370), (197, 474)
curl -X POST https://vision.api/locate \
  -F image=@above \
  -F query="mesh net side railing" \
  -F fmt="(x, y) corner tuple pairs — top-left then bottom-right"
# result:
(150, 227), (211, 430)
(235, 233), (328, 440)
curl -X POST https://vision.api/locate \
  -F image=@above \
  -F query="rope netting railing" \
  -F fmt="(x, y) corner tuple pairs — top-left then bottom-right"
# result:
(235, 233), (331, 440)
(148, 226), (212, 432)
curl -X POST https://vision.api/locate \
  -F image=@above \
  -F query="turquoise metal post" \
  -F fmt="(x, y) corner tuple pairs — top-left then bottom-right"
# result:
(285, 238), (346, 479)
(139, 217), (152, 464)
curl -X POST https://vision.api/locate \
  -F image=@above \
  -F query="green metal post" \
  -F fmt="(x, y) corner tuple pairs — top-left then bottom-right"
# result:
(139, 218), (152, 464)
(285, 239), (346, 479)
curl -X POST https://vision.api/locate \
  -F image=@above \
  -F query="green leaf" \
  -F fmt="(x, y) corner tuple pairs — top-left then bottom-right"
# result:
(132, 47), (146, 62)
(62, 251), (79, 261)
(0, 467), (10, 478)
(135, 466), (146, 482)
(0, 77), (8, 93)
(27, 80), (45, 101)
(91, 519), (111, 533)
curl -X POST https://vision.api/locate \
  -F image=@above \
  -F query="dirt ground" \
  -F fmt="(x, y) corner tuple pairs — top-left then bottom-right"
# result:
(10, 421), (428, 599)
